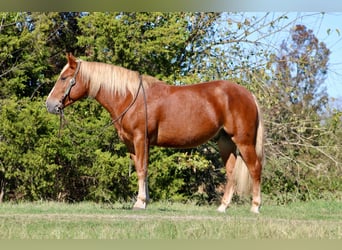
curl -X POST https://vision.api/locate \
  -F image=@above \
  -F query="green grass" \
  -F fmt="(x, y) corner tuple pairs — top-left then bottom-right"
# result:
(0, 200), (341, 239)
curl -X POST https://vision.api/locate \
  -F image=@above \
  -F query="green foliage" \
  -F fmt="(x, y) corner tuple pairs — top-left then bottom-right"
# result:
(0, 98), (60, 200)
(148, 147), (217, 203)
(83, 149), (132, 202)
(76, 12), (189, 80)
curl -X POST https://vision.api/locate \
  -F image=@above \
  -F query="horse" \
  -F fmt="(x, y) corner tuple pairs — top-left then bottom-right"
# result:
(46, 53), (265, 213)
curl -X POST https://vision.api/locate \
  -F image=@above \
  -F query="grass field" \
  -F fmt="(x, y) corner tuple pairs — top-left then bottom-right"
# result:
(0, 200), (341, 239)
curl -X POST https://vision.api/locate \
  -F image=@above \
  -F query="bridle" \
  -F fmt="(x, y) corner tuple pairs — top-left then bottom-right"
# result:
(58, 60), (81, 136)
(60, 60), (82, 106)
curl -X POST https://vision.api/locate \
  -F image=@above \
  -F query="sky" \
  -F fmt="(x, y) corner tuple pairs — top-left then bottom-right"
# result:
(305, 13), (342, 100)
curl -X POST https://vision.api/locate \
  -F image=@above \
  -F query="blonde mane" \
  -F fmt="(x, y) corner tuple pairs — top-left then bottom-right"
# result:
(78, 61), (158, 97)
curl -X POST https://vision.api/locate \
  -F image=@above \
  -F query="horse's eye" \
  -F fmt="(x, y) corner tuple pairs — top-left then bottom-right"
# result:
(61, 76), (67, 81)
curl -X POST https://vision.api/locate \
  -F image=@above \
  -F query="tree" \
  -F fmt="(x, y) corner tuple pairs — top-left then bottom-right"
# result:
(0, 12), (36, 98)
(76, 12), (220, 83)
(0, 12), (85, 100)
(269, 24), (330, 154)
(260, 24), (342, 203)
(275, 24), (330, 112)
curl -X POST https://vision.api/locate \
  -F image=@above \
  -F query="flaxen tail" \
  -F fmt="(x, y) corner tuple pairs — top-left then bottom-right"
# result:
(233, 95), (265, 195)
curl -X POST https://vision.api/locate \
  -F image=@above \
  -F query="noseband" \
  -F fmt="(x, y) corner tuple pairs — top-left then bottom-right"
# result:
(60, 60), (82, 105)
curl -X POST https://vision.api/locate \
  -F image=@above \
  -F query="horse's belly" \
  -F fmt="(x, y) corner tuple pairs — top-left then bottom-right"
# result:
(154, 121), (221, 148)
(150, 88), (225, 148)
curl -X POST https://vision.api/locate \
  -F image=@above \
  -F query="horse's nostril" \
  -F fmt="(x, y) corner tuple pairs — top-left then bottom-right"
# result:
(55, 106), (61, 114)
(46, 99), (63, 115)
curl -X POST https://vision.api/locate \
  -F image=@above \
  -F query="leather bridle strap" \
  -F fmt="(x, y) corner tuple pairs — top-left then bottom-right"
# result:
(60, 60), (82, 105)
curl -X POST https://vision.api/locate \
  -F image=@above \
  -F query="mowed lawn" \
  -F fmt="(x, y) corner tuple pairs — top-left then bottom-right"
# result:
(0, 200), (341, 239)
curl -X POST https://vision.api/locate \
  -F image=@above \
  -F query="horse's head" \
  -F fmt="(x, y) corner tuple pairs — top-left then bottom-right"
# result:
(46, 53), (87, 114)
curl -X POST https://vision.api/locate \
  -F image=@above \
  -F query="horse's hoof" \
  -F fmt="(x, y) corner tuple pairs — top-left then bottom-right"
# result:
(132, 206), (146, 210)
(217, 204), (227, 213)
(250, 206), (260, 214)
(133, 199), (146, 210)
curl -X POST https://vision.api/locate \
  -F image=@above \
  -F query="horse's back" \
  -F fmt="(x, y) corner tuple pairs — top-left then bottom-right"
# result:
(151, 80), (257, 118)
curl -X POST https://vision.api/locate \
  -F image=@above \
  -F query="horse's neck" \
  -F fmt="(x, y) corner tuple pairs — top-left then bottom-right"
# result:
(94, 88), (133, 121)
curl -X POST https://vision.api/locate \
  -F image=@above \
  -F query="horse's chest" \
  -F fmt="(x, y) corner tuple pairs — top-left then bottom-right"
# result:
(117, 126), (132, 142)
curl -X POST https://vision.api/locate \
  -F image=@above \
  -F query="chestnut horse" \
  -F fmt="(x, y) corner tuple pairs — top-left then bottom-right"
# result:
(46, 53), (265, 213)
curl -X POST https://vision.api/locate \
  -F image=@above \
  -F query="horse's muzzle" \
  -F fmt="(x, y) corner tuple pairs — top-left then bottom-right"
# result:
(46, 99), (63, 115)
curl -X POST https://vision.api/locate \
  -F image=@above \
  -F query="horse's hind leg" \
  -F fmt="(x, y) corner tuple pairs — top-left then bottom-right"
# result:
(237, 144), (262, 213)
(217, 132), (237, 213)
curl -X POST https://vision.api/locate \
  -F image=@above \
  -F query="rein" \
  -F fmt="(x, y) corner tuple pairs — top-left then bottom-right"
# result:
(111, 75), (145, 124)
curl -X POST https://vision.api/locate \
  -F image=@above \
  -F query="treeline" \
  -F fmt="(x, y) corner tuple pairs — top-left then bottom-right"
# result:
(0, 12), (341, 204)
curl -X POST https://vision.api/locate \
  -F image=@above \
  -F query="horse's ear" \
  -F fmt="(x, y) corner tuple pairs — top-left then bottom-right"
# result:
(66, 53), (77, 69)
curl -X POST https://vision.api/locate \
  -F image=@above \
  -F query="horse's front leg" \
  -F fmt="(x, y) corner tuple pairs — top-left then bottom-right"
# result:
(131, 138), (150, 210)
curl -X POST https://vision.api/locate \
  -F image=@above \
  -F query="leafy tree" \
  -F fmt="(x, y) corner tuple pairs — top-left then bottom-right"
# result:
(0, 12), (85, 100)
(0, 12), (37, 98)
(76, 12), (220, 82)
